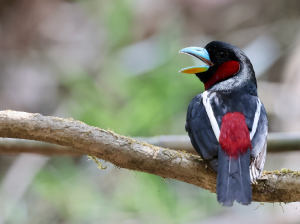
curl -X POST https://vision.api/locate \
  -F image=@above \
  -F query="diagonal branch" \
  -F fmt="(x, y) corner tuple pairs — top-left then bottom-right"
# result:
(1, 133), (300, 155)
(0, 110), (299, 203)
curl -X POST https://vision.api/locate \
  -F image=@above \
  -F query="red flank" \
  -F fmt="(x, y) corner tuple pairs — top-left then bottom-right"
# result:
(219, 112), (252, 159)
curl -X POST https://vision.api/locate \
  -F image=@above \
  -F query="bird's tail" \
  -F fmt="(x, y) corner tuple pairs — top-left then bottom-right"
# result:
(217, 147), (252, 206)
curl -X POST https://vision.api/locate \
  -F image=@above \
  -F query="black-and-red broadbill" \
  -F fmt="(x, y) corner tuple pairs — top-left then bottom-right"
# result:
(179, 41), (268, 206)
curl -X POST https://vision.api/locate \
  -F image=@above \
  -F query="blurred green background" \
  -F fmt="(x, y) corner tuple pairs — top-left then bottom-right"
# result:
(1, 0), (300, 223)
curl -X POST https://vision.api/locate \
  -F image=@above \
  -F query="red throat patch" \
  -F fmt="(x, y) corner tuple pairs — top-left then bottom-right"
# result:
(204, 61), (240, 90)
(219, 112), (251, 159)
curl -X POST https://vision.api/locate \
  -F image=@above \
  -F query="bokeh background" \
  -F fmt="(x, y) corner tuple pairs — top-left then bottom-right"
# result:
(1, 0), (300, 223)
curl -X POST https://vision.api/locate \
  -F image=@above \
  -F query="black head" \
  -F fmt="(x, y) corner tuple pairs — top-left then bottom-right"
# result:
(179, 41), (257, 94)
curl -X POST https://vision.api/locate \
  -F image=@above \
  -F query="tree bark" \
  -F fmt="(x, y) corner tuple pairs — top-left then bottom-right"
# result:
(0, 110), (299, 203)
(2, 133), (300, 155)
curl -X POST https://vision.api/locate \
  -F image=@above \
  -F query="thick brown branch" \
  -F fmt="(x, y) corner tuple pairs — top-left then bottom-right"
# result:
(0, 110), (299, 203)
(1, 133), (300, 155)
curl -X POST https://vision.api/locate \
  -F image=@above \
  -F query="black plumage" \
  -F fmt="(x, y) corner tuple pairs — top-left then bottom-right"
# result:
(181, 41), (268, 206)
(217, 147), (251, 206)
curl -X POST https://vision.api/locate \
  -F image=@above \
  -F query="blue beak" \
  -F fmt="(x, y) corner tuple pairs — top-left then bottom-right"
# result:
(179, 47), (213, 74)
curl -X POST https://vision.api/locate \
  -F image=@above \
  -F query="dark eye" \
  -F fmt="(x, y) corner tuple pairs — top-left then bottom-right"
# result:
(216, 50), (228, 59)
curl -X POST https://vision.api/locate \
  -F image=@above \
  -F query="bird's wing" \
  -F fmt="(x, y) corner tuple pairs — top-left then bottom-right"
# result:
(186, 92), (268, 178)
(185, 93), (219, 172)
(211, 93), (268, 182)
(249, 104), (268, 182)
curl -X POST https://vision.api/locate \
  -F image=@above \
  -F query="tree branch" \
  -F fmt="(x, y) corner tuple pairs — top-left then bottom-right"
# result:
(2, 133), (300, 155)
(0, 110), (299, 203)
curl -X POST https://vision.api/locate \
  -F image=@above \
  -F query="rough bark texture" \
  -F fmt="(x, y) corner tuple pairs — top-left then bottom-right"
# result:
(0, 136), (194, 155)
(0, 110), (299, 203)
(2, 133), (300, 155)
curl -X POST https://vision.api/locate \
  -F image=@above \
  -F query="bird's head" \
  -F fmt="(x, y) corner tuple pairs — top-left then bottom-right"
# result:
(179, 41), (257, 93)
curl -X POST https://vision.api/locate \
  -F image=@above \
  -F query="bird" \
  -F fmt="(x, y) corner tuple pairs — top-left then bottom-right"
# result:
(179, 41), (268, 206)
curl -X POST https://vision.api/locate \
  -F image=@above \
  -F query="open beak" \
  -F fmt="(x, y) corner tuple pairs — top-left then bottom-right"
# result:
(179, 47), (213, 74)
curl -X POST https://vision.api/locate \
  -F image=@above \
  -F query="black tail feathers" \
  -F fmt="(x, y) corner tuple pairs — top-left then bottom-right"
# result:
(217, 147), (252, 206)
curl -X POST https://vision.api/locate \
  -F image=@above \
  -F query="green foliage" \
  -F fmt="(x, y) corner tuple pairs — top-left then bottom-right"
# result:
(58, 1), (205, 137)
(61, 37), (204, 136)
(6, 2), (213, 223)
(26, 158), (219, 224)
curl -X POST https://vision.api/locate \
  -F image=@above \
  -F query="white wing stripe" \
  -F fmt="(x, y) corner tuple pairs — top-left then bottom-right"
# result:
(202, 91), (220, 141)
(202, 91), (262, 142)
(250, 99), (261, 140)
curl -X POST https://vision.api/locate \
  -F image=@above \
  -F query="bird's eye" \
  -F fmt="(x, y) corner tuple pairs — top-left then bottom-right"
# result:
(216, 50), (228, 59)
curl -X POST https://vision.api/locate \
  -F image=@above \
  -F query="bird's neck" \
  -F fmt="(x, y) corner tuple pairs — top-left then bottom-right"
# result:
(201, 61), (257, 96)
(204, 61), (240, 90)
